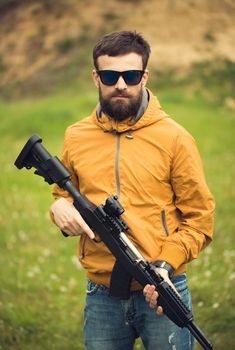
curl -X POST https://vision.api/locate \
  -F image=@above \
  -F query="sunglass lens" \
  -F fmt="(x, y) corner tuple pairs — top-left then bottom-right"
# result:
(123, 71), (143, 85)
(99, 71), (119, 85)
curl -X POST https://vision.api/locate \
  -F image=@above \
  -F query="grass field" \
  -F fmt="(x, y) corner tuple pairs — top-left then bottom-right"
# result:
(0, 85), (235, 350)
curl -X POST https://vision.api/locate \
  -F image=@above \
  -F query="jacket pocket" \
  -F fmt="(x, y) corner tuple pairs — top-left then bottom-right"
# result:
(161, 209), (169, 236)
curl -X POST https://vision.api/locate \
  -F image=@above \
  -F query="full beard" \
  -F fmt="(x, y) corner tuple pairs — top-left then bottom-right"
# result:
(99, 87), (143, 122)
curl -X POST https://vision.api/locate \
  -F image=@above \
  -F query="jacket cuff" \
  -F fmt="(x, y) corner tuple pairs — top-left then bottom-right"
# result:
(157, 244), (187, 270)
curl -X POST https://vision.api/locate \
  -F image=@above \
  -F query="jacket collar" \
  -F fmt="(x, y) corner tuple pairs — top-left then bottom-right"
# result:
(92, 88), (168, 133)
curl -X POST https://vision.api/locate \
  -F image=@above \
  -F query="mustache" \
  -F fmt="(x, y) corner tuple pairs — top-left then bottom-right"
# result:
(111, 90), (131, 98)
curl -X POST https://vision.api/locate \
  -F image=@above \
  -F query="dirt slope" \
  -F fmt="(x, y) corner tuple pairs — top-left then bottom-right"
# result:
(0, 0), (234, 92)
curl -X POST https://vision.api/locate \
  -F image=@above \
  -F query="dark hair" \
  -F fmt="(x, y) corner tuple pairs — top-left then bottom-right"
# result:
(93, 31), (151, 70)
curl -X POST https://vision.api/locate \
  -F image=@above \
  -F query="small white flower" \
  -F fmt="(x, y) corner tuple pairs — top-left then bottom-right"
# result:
(197, 301), (204, 307)
(204, 271), (212, 278)
(27, 271), (34, 278)
(229, 272), (235, 281)
(27, 265), (40, 278)
(32, 266), (41, 274)
(18, 230), (28, 242)
(42, 248), (51, 257)
(50, 273), (59, 281)
(212, 303), (219, 309)
(223, 250), (235, 261)
(59, 286), (68, 293)
(68, 277), (77, 288)
(205, 246), (213, 255)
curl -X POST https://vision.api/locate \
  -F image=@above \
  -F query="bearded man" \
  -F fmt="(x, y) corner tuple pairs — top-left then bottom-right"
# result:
(50, 31), (215, 350)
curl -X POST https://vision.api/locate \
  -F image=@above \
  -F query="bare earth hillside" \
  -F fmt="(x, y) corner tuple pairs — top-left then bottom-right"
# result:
(0, 0), (234, 93)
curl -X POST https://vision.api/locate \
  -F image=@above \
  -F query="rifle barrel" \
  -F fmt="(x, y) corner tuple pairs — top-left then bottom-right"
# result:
(188, 321), (213, 350)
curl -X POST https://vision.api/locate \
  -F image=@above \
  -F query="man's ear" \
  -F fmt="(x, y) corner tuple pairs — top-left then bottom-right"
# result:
(92, 69), (99, 88)
(142, 69), (149, 88)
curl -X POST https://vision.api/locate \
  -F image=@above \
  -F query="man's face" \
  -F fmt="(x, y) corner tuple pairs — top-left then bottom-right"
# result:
(93, 53), (149, 121)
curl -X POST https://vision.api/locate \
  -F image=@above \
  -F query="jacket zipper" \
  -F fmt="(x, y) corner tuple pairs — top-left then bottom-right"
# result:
(115, 133), (121, 198)
(161, 209), (169, 236)
(79, 234), (87, 260)
(80, 132), (121, 260)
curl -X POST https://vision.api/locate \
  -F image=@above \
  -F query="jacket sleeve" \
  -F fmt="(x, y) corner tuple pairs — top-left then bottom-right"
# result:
(157, 131), (215, 270)
(49, 128), (79, 223)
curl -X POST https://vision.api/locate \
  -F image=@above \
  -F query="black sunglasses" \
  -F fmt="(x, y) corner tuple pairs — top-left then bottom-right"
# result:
(96, 70), (145, 86)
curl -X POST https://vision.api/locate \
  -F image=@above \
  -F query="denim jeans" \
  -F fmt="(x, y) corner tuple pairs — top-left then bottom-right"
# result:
(84, 273), (194, 350)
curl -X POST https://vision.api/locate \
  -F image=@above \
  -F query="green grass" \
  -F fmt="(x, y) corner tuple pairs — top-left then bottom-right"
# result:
(0, 86), (235, 350)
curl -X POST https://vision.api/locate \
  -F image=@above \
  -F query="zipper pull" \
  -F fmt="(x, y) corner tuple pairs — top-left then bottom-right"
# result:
(125, 132), (133, 140)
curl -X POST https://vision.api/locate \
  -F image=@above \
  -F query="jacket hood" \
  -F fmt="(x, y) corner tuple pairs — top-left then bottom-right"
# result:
(91, 89), (168, 133)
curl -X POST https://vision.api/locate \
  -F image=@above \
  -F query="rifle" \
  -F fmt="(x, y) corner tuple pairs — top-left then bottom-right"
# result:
(14, 134), (213, 350)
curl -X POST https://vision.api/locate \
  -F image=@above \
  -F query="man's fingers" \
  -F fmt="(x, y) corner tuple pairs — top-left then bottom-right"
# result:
(144, 274), (181, 318)
(74, 212), (95, 239)
(156, 306), (164, 315)
(143, 284), (155, 301)
(51, 198), (95, 239)
(144, 285), (159, 309)
(144, 284), (164, 315)
(63, 221), (95, 239)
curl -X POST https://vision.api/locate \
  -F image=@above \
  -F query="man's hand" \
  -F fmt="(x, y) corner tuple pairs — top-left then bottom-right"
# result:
(143, 268), (179, 316)
(51, 198), (95, 239)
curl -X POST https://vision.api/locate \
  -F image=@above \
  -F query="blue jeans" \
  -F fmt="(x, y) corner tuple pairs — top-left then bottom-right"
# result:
(84, 273), (194, 350)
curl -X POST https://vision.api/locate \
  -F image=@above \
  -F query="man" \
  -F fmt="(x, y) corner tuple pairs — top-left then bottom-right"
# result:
(50, 31), (215, 350)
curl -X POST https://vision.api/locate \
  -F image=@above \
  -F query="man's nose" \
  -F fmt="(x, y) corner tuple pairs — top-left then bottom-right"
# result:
(115, 75), (127, 90)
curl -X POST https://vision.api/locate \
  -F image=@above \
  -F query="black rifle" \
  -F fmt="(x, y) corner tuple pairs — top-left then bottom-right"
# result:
(14, 134), (213, 350)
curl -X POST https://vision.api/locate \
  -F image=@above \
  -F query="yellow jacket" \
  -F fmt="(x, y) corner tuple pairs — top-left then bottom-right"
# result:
(51, 89), (215, 289)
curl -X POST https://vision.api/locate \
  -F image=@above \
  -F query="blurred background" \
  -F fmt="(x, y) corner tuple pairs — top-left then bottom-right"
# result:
(0, 0), (235, 349)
